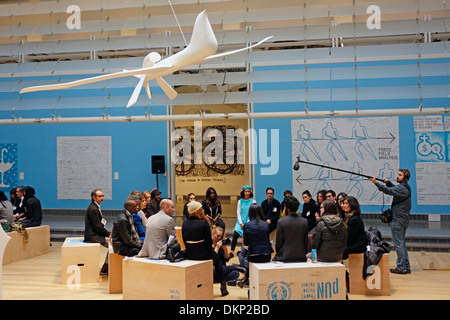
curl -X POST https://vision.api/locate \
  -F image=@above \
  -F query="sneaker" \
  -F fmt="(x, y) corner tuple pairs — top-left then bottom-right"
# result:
(390, 267), (407, 274)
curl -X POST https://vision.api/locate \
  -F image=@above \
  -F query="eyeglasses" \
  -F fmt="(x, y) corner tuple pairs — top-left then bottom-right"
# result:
(96, 195), (104, 198)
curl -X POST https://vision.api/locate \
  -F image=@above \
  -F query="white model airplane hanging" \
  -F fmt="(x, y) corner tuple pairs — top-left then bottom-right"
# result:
(20, 10), (272, 108)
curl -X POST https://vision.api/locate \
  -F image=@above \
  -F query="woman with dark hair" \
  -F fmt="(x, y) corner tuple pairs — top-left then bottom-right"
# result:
(183, 192), (196, 221)
(312, 200), (347, 262)
(230, 185), (256, 256)
(342, 196), (368, 259)
(336, 192), (348, 219)
(202, 187), (225, 230)
(301, 190), (319, 232)
(238, 203), (273, 288)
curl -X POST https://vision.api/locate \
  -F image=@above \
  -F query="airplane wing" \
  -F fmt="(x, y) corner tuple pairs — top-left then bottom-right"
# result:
(203, 36), (273, 61)
(19, 62), (173, 94)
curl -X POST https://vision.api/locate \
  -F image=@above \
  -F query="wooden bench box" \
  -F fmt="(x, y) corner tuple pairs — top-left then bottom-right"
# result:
(61, 237), (101, 285)
(250, 261), (346, 300)
(3, 225), (50, 265)
(348, 253), (390, 296)
(122, 258), (213, 300)
(108, 248), (124, 294)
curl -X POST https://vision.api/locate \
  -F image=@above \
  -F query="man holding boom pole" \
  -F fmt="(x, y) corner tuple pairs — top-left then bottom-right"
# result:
(369, 169), (412, 275)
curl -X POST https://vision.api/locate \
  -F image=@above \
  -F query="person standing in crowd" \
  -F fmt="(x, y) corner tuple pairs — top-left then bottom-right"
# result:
(342, 196), (368, 259)
(260, 187), (281, 234)
(279, 189), (292, 218)
(202, 187), (225, 230)
(326, 190), (336, 201)
(336, 192), (348, 219)
(0, 191), (14, 226)
(230, 185), (256, 257)
(111, 199), (143, 256)
(147, 188), (162, 218)
(138, 198), (176, 259)
(301, 190), (319, 232)
(313, 199), (347, 262)
(273, 195), (308, 262)
(370, 169), (412, 274)
(183, 193), (196, 221)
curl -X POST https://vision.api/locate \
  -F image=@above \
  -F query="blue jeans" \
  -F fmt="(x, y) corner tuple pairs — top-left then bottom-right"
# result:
(391, 220), (410, 270)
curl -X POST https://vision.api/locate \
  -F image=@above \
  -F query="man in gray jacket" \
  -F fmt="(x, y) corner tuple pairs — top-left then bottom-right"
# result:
(138, 198), (176, 259)
(370, 168), (412, 274)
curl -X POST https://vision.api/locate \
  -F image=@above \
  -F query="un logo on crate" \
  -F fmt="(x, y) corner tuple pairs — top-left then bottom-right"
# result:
(266, 281), (291, 300)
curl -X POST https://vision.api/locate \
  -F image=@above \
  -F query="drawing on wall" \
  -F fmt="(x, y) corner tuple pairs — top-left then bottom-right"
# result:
(414, 115), (450, 205)
(0, 144), (17, 193)
(292, 117), (399, 205)
(57, 136), (112, 200)
(173, 124), (245, 177)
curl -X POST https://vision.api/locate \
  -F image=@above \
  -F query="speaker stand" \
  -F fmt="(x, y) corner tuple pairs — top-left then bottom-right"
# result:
(156, 173), (159, 190)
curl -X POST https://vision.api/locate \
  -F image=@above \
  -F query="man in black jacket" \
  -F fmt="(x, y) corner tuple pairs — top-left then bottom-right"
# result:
(84, 189), (110, 275)
(111, 199), (143, 256)
(84, 189), (110, 245)
(260, 187), (281, 234)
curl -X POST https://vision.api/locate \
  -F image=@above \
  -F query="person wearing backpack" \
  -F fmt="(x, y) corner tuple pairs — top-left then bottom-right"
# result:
(369, 169), (412, 275)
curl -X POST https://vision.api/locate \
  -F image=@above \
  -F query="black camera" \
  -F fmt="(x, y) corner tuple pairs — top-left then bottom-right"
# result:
(222, 237), (231, 245)
(380, 208), (393, 223)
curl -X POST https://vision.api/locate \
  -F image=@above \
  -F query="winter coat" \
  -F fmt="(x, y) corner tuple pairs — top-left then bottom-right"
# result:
(362, 226), (390, 279)
(313, 214), (347, 262)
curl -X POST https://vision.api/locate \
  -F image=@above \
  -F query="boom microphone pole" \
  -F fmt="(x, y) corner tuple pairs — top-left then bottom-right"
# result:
(293, 155), (384, 182)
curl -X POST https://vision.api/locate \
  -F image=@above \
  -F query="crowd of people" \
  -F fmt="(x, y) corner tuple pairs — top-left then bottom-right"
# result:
(0, 186), (42, 232)
(82, 167), (411, 298)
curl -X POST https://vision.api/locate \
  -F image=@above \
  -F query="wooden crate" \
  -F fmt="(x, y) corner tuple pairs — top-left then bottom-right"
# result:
(3, 225), (50, 265)
(108, 249), (124, 294)
(250, 261), (346, 300)
(122, 258), (213, 300)
(61, 237), (101, 285)
(348, 253), (390, 296)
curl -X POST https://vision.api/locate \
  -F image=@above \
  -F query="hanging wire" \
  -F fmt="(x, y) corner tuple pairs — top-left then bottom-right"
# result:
(303, 1), (308, 113)
(415, 0), (423, 111)
(167, 0), (188, 46)
(353, 0), (358, 112)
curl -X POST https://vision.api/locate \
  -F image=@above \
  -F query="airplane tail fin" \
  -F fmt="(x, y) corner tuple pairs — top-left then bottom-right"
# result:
(126, 75), (146, 108)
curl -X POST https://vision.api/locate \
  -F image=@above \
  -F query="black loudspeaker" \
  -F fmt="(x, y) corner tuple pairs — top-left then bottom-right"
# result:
(151, 155), (165, 174)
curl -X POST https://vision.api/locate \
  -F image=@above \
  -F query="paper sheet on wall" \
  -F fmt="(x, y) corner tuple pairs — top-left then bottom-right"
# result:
(57, 136), (112, 200)
(414, 115), (450, 205)
(291, 117), (399, 205)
